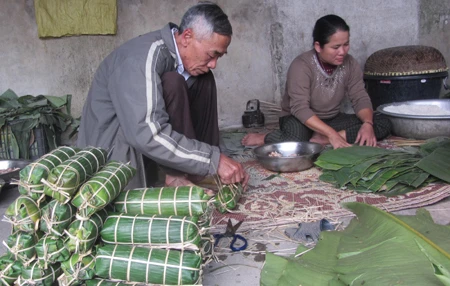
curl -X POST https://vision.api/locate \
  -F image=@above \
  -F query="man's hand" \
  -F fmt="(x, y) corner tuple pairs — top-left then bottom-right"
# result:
(217, 154), (249, 187)
(355, 122), (377, 147)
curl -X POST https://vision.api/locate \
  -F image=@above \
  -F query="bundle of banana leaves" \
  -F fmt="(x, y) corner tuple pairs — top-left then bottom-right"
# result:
(39, 199), (76, 236)
(314, 139), (450, 196)
(64, 209), (109, 254)
(4, 195), (42, 233)
(18, 260), (61, 286)
(19, 146), (79, 201)
(214, 183), (244, 213)
(95, 244), (202, 285)
(35, 235), (70, 269)
(4, 231), (40, 265)
(100, 213), (203, 250)
(71, 161), (136, 218)
(0, 254), (22, 285)
(113, 186), (212, 217)
(42, 147), (108, 204)
(58, 253), (96, 286)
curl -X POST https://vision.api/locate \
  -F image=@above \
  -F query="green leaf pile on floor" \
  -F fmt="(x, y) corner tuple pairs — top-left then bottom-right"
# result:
(314, 137), (450, 196)
(260, 202), (450, 286)
(0, 89), (73, 159)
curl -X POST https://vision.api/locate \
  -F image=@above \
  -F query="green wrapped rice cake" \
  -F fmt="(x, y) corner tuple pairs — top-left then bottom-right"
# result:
(58, 252), (96, 286)
(214, 183), (243, 213)
(100, 213), (202, 250)
(39, 199), (76, 236)
(4, 195), (41, 233)
(19, 146), (79, 201)
(95, 244), (202, 285)
(18, 260), (61, 286)
(42, 147), (107, 204)
(72, 161), (136, 218)
(113, 186), (211, 217)
(4, 231), (40, 264)
(0, 254), (22, 286)
(64, 209), (109, 254)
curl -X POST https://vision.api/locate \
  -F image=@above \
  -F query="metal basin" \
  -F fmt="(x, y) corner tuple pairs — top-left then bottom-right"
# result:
(0, 159), (31, 183)
(377, 99), (450, 139)
(253, 142), (324, 172)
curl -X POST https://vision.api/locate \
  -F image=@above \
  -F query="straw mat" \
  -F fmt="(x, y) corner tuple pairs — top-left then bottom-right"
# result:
(210, 137), (450, 232)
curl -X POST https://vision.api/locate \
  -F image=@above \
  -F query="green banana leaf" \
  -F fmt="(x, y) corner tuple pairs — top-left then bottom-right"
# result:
(416, 147), (450, 184)
(260, 202), (450, 286)
(315, 146), (395, 166)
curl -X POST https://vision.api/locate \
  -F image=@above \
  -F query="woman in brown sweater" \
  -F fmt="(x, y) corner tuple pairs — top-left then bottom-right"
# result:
(242, 15), (391, 149)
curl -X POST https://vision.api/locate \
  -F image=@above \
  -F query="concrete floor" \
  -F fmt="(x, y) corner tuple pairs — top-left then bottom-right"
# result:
(1, 184), (449, 286)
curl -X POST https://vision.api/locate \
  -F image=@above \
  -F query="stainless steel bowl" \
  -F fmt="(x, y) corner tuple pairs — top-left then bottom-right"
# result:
(0, 159), (31, 183)
(377, 99), (450, 139)
(253, 141), (324, 172)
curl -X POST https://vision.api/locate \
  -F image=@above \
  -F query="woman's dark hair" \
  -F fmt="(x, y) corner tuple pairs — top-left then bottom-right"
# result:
(313, 15), (349, 47)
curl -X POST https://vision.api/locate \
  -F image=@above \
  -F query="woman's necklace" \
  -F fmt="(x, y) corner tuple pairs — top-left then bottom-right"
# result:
(316, 53), (337, 75)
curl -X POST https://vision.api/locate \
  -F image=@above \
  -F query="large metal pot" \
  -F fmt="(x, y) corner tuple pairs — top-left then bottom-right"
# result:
(377, 99), (450, 139)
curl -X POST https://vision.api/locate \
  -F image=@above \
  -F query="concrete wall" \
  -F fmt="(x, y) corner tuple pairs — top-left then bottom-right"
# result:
(0, 0), (448, 133)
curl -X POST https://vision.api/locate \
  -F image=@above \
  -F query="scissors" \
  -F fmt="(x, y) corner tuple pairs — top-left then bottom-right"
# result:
(213, 219), (248, 252)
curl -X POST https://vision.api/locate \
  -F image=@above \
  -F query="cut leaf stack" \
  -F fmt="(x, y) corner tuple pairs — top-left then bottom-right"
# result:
(315, 139), (450, 196)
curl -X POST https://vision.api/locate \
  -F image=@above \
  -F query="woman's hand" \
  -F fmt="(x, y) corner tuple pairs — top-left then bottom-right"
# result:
(355, 122), (377, 147)
(328, 131), (352, 149)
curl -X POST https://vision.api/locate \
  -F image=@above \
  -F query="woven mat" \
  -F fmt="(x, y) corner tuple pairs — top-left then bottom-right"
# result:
(210, 137), (450, 231)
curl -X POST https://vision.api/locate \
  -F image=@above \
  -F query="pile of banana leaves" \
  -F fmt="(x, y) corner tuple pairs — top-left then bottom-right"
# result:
(0, 89), (73, 160)
(261, 202), (450, 286)
(315, 137), (450, 196)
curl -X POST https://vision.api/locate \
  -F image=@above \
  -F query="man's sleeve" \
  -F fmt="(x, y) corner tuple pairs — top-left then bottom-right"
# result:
(107, 48), (220, 177)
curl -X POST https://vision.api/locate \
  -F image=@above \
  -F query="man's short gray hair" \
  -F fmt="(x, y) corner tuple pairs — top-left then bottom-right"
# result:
(179, 1), (232, 40)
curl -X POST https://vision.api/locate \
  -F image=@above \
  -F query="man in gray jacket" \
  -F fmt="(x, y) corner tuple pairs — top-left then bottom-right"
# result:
(77, 2), (248, 188)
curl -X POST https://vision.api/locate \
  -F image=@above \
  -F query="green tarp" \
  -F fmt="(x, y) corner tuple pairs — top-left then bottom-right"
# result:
(34, 0), (117, 38)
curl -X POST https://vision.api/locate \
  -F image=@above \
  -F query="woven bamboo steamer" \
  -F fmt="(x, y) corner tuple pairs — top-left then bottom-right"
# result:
(364, 45), (448, 77)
